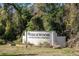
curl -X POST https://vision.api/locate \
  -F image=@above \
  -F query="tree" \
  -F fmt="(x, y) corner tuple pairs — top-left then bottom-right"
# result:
(30, 3), (65, 34)
(0, 3), (32, 44)
(64, 4), (78, 38)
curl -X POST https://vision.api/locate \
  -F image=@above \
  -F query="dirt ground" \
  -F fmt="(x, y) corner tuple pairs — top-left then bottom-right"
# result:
(0, 45), (79, 56)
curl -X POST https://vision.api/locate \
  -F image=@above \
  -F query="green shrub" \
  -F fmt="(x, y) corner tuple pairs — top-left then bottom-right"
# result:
(0, 39), (5, 45)
(14, 38), (22, 44)
(10, 42), (16, 46)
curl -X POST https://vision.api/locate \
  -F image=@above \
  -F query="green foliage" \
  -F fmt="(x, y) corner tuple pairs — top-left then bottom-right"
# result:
(0, 39), (5, 45)
(0, 3), (32, 44)
(0, 3), (79, 47)
(0, 24), (5, 36)
(26, 21), (36, 31)
(42, 14), (52, 31)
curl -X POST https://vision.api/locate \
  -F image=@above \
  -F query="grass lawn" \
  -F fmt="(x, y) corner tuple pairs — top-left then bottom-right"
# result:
(0, 45), (79, 56)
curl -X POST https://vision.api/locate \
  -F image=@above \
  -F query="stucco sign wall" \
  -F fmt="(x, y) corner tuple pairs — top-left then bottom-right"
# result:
(27, 31), (51, 45)
(22, 31), (66, 48)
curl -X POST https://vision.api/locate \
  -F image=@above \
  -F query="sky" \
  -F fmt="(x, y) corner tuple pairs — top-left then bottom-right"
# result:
(0, 0), (79, 3)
